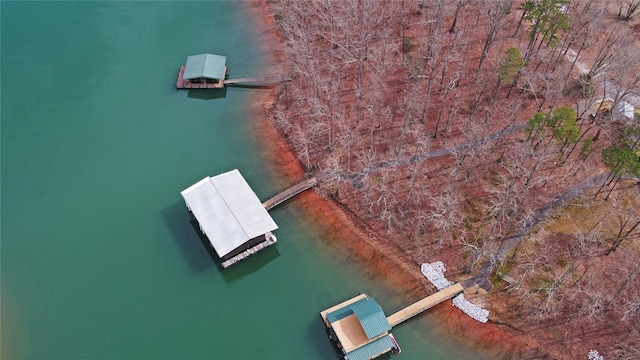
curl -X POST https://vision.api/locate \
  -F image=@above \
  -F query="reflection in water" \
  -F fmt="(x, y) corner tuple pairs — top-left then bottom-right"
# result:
(187, 87), (228, 100)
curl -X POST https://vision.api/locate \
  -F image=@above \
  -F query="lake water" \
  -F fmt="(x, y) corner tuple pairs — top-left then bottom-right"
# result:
(1, 2), (493, 359)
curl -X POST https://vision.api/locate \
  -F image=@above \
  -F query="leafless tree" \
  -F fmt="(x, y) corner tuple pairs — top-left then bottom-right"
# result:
(425, 188), (462, 245)
(475, 0), (514, 82)
(588, 25), (636, 78)
(449, 0), (468, 33)
(615, 0), (640, 20)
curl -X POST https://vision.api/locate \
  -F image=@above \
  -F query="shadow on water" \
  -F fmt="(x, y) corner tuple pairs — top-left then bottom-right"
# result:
(162, 200), (280, 280)
(186, 87), (227, 100)
(308, 318), (343, 359)
(185, 218), (281, 283)
(219, 244), (280, 284)
(161, 202), (214, 275)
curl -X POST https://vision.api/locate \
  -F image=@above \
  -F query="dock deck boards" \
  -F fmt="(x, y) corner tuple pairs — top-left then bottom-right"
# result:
(386, 283), (464, 327)
(176, 64), (290, 89)
(263, 177), (317, 210)
(220, 232), (277, 268)
(223, 76), (290, 85)
(176, 65), (224, 89)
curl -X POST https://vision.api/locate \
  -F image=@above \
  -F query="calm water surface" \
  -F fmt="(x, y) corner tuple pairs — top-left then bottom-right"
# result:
(1, 2), (493, 359)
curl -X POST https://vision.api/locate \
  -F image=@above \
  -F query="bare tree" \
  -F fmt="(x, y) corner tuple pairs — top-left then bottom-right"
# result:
(425, 188), (462, 245)
(588, 25), (635, 78)
(475, 0), (514, 82)
(615, 0), (640, 20)
(449, 0), (468, 33)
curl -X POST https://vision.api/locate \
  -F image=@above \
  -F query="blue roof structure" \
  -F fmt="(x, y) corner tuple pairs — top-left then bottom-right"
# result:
(183, 53), (227, 80)
(345, 335), (394, 360)
(326, 297), (391, 339)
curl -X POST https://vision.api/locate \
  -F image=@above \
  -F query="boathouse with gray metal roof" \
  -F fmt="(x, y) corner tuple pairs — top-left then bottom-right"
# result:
(181, 169), (278, 268)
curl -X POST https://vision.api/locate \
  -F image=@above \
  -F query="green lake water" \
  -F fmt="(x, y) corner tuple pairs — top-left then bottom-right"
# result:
(1, 2), (497, 359)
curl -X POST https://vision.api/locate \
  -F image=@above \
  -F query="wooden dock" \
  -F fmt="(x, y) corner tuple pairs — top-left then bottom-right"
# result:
(223, 76), (290, 86)
(386, 283), (464, 327)
(176, 65), (224, 89)
(263, 177), (317, 211)
(176, 65), (290, 89)
(220, 232), (277, 268)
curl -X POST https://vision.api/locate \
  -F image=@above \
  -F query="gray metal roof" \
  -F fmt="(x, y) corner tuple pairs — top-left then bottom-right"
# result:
(181, 169), (278, 258)
(345, 335), (394, 360)
(183, 53), (227, 80)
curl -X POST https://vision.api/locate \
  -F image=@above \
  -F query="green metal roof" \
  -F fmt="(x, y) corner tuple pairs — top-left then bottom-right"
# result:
(345, 335), (394, 360)
(351, 298), (391, 339)
(183, 53), (227, 80)
(326, 306), (354, 323)
(326, 297), (391, 339)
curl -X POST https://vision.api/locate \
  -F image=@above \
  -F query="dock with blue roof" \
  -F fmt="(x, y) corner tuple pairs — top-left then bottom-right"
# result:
(176, 53), (291, 89)
(320, 294), (400, 360)
(320, 283), (464, 359)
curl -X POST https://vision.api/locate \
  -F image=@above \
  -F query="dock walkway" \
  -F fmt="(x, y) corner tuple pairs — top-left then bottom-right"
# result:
(263, 177), (317, 211)
(176, 65), (290, 89)
(386, 283), (464, 327)
(223, 76), (290, 86)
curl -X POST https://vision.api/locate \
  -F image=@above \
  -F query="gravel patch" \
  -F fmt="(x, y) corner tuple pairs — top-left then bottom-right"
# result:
(421, 261), (490, 323)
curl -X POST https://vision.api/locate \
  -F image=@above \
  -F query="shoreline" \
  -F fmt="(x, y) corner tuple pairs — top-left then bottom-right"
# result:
(241, 0), (530, 357)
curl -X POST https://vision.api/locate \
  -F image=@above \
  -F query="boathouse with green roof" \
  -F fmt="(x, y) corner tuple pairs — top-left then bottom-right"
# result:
(176, 53), (227, 89)
(320, 293), (400, 360)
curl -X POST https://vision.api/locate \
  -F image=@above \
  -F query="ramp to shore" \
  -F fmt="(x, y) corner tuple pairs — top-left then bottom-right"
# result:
(386, 283), (464, 327)
(262, 177), (317, 210)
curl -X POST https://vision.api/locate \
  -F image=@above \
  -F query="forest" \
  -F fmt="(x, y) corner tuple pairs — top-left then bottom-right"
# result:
(264, 0), (640, 358)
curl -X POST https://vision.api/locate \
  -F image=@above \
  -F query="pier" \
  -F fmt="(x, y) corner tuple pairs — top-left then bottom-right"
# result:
(176, 67), (290, 89)
(320, 283), (464, 359)
(262, 177), (317, 210)
(223, 75), (291, 86)
(386, 283), (464, 327)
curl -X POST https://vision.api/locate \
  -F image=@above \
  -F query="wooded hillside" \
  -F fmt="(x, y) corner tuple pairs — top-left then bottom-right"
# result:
(265, 0), (640, 357)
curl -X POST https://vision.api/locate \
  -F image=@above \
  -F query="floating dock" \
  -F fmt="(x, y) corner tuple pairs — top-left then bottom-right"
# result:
(320, 293), (400, 360)
(176, 65), (225, 89)
(176, 66), (289, 89)
(175, 53), (291, 90)
(320, 283), (464, 359)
